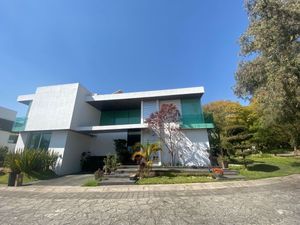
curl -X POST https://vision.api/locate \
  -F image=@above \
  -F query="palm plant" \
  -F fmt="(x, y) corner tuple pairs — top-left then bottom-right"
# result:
(132, 143), (161, 177)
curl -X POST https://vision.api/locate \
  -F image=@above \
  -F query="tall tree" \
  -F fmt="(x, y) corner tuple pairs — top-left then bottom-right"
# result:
(146, 104), (182, 166)
(235, 0), (300, 152)
(203, 101), (250, 151)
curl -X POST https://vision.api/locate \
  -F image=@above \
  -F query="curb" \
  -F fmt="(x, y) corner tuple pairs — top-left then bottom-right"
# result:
(0, 174), (299, 193)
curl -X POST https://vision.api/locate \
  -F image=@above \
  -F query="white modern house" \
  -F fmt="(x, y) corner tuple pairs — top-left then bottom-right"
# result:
(14, 83), (213, 175)
(0, 106), (18, 151)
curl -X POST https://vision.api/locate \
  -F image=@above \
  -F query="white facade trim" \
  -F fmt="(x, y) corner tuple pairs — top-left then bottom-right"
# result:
(87, 86), (204, 102)
(76, 124), (148, 132)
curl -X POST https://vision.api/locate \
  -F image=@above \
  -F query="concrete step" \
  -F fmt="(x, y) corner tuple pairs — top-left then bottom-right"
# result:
(104, 173), (134, 178)
(116, 168), (138, 173)
(100, 177), (136, 186)
(118, 165), (139, 169)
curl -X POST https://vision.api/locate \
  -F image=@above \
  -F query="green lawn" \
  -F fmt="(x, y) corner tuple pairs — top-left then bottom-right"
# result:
(137, 173), (214, 185)
(230, 155), (300, 179)
(0, 173), (36, 184)
(0, 170), (57, 185)
(138, 155), (300, 185)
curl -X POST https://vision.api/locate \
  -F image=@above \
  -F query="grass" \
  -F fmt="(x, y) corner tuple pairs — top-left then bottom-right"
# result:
(139, 155), (300, 184)
(229, 154), (300, 180)
(0, 173), (36, 184)
(137, 173), (214, 185)
(82, 179), (99, 187)
(0, 170), (57, 185)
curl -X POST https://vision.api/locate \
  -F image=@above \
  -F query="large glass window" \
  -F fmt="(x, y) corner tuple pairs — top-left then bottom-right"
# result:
(27, 132), (51, 150)
(181, 98), (204, 127)
(100, 109), (141, 125)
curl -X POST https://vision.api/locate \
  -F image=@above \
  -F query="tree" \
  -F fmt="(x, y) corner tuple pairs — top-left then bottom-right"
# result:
(146, 104), (182, 166)
(235, 0), (300, 153)
(225, 125), (253, 168)
(204, 100), (291, 156)
(203, 101), (250, 152)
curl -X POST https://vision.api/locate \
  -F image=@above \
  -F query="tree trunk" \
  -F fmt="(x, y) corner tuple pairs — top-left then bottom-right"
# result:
(294, 146), (298, 156)
(171, 152), (175, 166)
(242, 155), (247, 169)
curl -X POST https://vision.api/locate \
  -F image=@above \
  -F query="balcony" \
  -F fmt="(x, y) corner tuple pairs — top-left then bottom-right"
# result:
(180, 114), (214, 129)
(12, 117), (27, 132)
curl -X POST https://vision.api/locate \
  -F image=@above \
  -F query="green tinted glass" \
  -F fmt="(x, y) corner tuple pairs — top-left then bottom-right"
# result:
(100, 109), (141, 125)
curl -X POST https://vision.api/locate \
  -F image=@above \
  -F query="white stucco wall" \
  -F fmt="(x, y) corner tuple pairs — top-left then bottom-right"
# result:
(57, 131), (92, 175)
(182, 129), (210, 149)
(46, 131), (68, 175)
(14, 132), (29, 150)
(144, 128), (210, 166)
(25, 83), (79, 131)
(70, 85), (100, 128)
(89, 132), (127, 156)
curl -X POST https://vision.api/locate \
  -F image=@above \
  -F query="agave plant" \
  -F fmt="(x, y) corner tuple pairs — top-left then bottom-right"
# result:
(132, 143), (161, 177)
(4, 149), (58, 177)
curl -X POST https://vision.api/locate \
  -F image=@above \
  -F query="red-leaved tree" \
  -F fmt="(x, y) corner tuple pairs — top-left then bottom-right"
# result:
(146, 104), (182, 166)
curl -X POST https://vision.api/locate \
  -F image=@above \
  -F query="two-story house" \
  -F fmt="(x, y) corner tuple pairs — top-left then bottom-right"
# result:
(14, 83), (213, 175)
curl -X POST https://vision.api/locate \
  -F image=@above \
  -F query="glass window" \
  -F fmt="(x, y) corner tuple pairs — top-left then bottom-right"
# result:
(8, 134), (18, 144)
(100, 109), (141, 125)
(39, 133), (51, 150)
(27, 132), (51, 150)
(114, 110), (129, 124)
(181, 98), (204, 127)
(27, 133), (41, 149)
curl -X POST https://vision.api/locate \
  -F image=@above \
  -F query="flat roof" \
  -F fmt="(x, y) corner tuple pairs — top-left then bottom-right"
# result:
(87, 86), (204, 110)
(87, 86), (204, 102)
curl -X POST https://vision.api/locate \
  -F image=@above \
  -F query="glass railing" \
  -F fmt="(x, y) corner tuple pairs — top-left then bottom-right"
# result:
(180, 114), (214, 129)
(12, 117), (27, 132)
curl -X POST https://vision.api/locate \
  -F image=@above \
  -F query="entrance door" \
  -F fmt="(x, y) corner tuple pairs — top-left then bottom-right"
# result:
(127, 130), (141, 164)
(127, 130), (141, 148)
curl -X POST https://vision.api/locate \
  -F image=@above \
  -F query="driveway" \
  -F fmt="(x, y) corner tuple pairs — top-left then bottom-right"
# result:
(32, 173), (94, 186)
(0, 175), (299, 225)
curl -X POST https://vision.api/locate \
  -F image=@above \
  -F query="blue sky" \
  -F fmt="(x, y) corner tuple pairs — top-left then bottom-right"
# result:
(0, 0), (248, 116)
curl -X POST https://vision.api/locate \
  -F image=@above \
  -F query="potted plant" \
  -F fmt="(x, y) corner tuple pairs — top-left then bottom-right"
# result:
(211, 167), (224, 179)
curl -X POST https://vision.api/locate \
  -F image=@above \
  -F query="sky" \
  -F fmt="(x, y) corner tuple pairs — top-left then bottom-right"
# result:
(0, 0), (249, 116)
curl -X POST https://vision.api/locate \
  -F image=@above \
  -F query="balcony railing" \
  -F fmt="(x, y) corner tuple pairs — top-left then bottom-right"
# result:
(180, 114), (214, 129)
(12, 117), (27, 132)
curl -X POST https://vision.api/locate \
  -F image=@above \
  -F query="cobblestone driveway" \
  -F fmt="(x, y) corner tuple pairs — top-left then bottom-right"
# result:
(0, 175), (299, 225)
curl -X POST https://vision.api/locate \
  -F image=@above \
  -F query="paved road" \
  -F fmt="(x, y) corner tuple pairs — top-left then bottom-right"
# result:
(0, 175), (299, 225)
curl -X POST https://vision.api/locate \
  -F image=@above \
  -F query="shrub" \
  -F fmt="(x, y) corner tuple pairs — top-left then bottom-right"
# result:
(103, 154), (117, 174)
(114, 139), (131, 164)
(4, 149), (58, 176)
(0, 146), (9, 167)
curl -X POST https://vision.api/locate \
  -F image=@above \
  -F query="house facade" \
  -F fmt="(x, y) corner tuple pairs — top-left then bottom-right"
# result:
(14, 83), (213, 175)
(0, 106), (18, 151)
